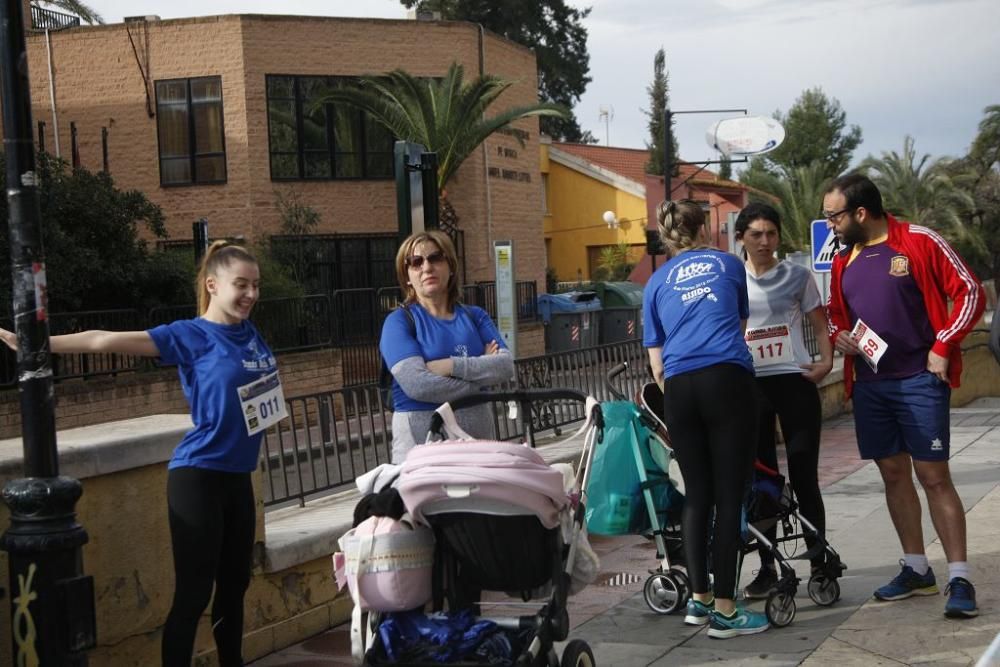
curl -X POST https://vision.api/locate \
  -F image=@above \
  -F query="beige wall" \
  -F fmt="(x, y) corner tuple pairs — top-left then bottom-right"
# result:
(23, 16), (544, 287)
(0, 459), (351, 666)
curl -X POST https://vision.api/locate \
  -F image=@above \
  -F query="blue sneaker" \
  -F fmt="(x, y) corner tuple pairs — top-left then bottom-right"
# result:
(944, 577), (978, 618)
(873, 561), (938, 601)
(707, 607), (769, 638)
(684, 598), (713, 626)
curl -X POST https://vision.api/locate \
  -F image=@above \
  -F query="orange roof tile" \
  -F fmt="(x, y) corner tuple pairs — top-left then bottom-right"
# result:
(553, 142), (744, 188)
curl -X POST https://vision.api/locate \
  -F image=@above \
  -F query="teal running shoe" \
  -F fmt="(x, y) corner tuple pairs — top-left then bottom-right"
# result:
(873, 561), (937, 601)
(707, 607), (769, 639)
(683, 598), (713, 626)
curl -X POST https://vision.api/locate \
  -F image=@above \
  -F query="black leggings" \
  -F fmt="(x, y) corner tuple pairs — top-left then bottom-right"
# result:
(754, 373), (825, 568)
(162, 467), (255, 667)
(663, 363), (757, 599)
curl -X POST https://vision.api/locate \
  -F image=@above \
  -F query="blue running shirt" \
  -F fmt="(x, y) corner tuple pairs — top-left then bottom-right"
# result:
(380, 303), (506, 412)
(643, 249), (753, 378)
(148, 318), (279, 473)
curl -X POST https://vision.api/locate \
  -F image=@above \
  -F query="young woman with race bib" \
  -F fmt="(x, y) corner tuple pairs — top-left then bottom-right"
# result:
(642, 199), (769, 639)
(1, 241), (281, 666)
(735, 203), (834, 599)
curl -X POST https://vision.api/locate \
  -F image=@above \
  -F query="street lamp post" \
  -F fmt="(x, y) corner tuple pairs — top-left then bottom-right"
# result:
(0, 0), (96, 664)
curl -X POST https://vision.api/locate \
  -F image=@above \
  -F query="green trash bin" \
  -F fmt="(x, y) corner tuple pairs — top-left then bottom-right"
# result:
(594, 282), (644, 344)
(537, 291), (602, 352)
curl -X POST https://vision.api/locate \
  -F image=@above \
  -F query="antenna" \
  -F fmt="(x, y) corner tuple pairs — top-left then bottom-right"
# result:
(598, 105), (615, 146)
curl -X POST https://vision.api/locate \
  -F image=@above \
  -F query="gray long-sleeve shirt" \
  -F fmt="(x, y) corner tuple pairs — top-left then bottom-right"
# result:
(390, 350), (514, 463)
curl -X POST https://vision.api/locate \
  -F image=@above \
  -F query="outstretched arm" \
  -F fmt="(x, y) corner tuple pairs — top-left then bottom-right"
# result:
(0, 327), (160, 357)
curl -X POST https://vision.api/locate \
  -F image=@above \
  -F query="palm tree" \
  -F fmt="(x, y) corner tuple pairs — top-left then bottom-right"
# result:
(34, 0), (104, 25)
(862, 136), (983, 256)
(741, 160), (832, 252)
(314, 62), (566, 233)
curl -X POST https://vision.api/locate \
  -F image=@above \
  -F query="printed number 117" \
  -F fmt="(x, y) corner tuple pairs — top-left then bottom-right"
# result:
(757, 342), (782, 359)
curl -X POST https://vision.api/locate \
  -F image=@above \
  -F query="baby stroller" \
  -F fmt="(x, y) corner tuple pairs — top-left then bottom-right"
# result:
(638, 375), (848, 628)
(360, 388), (604, 667)
(740, 460), (847, 627)
(589, 363), (689, 616)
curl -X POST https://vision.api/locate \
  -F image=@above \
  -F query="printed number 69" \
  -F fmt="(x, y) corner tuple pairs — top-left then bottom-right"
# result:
(863, 338), (878, 357)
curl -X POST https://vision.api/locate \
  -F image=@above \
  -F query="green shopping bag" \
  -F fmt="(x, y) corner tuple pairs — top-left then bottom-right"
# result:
(584, 401), (649, 535)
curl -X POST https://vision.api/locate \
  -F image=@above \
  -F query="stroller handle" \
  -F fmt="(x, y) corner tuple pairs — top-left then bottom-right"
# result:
(605, 362), (629, 400)
(429, 388), (599, 435)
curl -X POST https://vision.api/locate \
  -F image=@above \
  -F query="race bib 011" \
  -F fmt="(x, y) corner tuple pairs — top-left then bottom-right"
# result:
(238, 370), (288, 436)
(746, 323), (793, 369)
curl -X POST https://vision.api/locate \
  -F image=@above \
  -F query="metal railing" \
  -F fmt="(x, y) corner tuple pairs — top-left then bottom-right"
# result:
(30, 6), (81, 31)
(261, 338), (648, 507)
(462, 281), (538, 322)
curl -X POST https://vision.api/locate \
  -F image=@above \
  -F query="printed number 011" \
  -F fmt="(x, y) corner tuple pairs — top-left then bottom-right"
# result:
(259, 396), (281, 420)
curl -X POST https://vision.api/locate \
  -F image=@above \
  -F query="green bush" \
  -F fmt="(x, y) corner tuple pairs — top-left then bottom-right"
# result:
(0, 152), (190, 312)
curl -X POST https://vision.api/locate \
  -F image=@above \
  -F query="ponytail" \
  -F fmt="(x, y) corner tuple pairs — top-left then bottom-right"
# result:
(195, 241), (258, 315)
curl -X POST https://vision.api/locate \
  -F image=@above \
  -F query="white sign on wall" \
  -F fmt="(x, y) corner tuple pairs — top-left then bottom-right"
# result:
(494, 240), (517, 357)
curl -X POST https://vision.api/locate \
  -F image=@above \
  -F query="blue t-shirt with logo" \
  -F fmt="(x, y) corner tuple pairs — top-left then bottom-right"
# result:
(642, 249), (753, 378)
(379, 303), (506, 412)
(148, 318), (279, 473)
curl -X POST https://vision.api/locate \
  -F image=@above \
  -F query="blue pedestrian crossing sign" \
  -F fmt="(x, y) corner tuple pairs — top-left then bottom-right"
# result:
(811, 220), (839, 272)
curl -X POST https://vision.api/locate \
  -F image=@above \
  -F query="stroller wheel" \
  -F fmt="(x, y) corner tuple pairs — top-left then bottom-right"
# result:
(670, 567), (691, 601)
(807, 574), (841, 606)
(643, 572), (684, 615)
(765, 590), (796, 627)
(560, 639), (595, 667)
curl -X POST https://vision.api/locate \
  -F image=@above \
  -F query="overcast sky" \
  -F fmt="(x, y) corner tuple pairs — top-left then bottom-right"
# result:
(74, 0), (999, 170)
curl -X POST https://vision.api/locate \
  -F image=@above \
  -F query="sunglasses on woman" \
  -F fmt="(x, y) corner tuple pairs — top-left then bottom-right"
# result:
(405, 250), (446, 269)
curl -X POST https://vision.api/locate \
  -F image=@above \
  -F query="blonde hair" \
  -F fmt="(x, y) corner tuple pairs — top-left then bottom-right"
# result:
(394, 230), (461, 309)
(195, 241), (258, 315)
(656, 199), (710, 256)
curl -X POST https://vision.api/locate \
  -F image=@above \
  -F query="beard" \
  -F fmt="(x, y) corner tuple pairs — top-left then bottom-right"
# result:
(838, 216), (867, 246)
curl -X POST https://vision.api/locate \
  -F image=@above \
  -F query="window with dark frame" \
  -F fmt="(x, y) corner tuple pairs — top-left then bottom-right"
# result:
(155, 76), (227, 186)
(266, 75), (394, 181)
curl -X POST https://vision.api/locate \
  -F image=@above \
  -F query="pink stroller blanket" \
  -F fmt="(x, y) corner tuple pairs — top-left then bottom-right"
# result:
(397, 440), (569, 529)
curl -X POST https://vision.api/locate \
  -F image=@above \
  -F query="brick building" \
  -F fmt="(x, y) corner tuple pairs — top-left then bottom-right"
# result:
(13, 10), (546, 289)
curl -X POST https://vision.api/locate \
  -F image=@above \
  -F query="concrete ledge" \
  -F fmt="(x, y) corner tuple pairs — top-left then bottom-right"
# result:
(0, 413), (190, 482)
(261, 430), (587, 574)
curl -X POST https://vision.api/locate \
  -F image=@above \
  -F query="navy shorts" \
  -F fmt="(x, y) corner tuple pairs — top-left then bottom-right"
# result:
(852, 371), (951, 462)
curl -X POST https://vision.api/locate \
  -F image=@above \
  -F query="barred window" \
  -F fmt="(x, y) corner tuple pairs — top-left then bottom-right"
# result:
(155, 76), (227, 186)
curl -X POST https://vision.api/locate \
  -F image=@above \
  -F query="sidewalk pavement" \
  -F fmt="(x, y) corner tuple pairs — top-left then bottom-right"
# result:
(250, 398), (1000, 667)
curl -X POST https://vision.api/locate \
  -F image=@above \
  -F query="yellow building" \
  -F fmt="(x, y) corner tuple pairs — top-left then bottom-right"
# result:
(541, 140), (649, 283)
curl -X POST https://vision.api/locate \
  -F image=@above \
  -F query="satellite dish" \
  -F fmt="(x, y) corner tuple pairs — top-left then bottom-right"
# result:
(706, 116), (786, 156)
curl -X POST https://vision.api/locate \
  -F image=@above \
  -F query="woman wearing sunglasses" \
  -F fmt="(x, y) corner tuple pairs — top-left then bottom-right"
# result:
(380, 230), (515, 463)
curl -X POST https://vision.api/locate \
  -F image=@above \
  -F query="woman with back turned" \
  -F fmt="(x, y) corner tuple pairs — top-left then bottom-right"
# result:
(642, 199), (768, 638)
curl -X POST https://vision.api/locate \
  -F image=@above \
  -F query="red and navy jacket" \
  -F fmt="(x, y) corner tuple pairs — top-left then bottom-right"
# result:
(826, 213), (985, 398)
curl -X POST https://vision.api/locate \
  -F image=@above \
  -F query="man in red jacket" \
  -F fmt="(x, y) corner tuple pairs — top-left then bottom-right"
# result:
(824, 174), (985, 619)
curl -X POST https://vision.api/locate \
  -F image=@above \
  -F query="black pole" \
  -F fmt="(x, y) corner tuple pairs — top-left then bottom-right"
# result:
(193, 218), (209, 264)
(663, 107), (672, 203)
(0, 0), (95, 663)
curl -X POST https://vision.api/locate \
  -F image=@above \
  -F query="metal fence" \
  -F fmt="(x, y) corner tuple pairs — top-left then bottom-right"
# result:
(0, 284), (541, 388)
(30, 6), (81, 30)
(260, 339), (648, 507)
